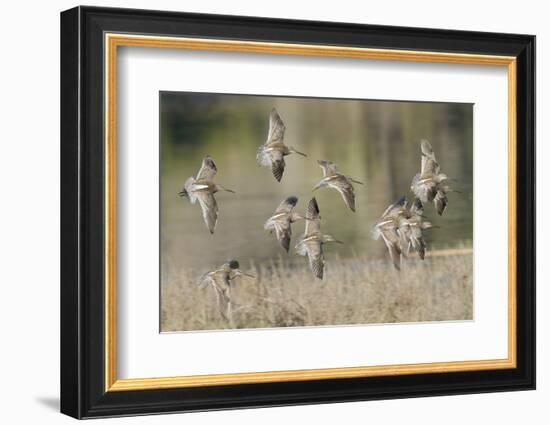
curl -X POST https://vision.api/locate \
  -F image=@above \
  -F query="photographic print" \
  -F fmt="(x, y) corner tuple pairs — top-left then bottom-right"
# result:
(160, 92), (473, 332)
(61, 9), (535, 417)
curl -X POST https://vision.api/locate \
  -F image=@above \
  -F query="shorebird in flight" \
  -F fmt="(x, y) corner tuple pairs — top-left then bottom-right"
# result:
(372, 196), (407, 270)
(264, 196), (306, 253)
(179, 156), (235, 234)
(295, 197), (343, 279)
(256, 108), (307, 182)
(373, 197), (435, 269)
(199, 260), (255, 321)
(397, 198), (434, 260)
(410, 139), (452, 215)
(313, 160), (363, 212)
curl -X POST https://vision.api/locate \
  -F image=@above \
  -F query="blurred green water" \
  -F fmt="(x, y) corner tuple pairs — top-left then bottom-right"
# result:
(160, 92), (472, 275)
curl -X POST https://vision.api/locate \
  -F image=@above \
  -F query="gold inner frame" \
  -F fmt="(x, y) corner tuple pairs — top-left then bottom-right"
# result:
(104, 33), (517, 392)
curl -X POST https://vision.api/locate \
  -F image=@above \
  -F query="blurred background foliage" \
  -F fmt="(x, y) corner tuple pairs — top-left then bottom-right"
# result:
(160, 92), (472, 274)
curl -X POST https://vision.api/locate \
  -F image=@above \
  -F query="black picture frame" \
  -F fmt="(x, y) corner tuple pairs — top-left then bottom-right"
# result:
(61, 5), (535, 419)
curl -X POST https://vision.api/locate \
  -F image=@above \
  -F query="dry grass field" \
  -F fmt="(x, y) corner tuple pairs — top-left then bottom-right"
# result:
(160, 250), (473, 332)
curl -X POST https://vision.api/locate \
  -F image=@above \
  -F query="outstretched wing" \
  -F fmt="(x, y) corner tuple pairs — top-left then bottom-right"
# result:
(198, 271), (214, 287)
(265, 108), (286, 146)
(274, 221), (292, 253)
(211, 268), (232, 288)
(196, 156), (217, 181)
(317, 160), (338, 177)
(380, 203), (396, 219)
(380, 196), (407, 218)
(329, 177), (356, 212)
(420, 140), (440, 177)
(380, 228), (402, 270)
(196, 191), (218, 234)
(306, 242), (324, 279)
(412, 178), (438, 203)
(271, 150), (286, 182)
(305, 197), (321, 236)
(275, 196), (298, 213)
(210, 279), (231, 320)
(434, 190), (448, 215)
(408, 224), (427, 260)
(257, 145), (286, 184)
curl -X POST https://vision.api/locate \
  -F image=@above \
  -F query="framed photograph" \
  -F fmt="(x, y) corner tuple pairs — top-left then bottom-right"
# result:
(60, 6), (535, 419)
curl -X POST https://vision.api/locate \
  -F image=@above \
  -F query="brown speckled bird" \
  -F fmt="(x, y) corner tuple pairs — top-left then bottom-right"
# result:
(264, 196), (306, 253)
(372, 197), (434, 270)
(198, 260), (255, 321)
(313, 160), (363, 212)
(256, 108), (307, 182)
(179, 156), (235, 234)
(372, 196), (408, 270)
(398, 198), (434, 260)
(295, 197), (343, 279)
(410, 140), (452, 215)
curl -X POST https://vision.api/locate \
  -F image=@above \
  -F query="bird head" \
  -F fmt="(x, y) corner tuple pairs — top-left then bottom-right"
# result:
(286, 196), (298, 207)
(227, 260), (240, 270)
(395, 196), (407, 207)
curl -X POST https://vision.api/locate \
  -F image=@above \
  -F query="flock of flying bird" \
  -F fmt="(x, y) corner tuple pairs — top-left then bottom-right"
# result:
(179, 108), (454, 319)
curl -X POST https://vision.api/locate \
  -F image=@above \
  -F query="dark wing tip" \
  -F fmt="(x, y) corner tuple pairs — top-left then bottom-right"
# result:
(309, 197), (320, 215)
(435, 193), (448, 215)
(280, 237), (290, 253)
(204, 156), (217, 172)
(270, 108), (282, 121)
(314, 263), (323, 279)
(309, 254), (324, 279)
(272, 161), (284, 182)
